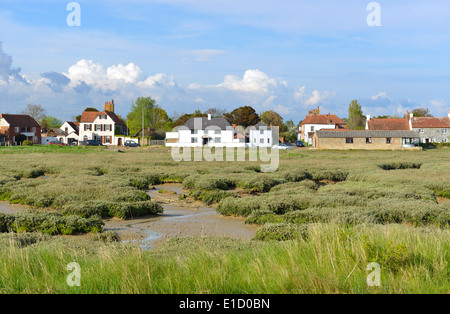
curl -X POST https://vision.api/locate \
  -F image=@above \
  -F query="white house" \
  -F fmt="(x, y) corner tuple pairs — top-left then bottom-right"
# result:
(298, 108), (346, 145)
(78, 102), (130, 146)
(166, 114), (275, 148)
(247, 122), (274, 148)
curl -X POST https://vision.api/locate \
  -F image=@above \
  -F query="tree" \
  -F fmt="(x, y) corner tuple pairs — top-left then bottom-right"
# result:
(21, 104), (46, 121)
(76, 107), (99, 122)
(126, 97), (169, 136)
(41, 116), (62, 131)
(261, 110), (283, 127)
(412, 108), (433, 117)
(347, 100), (366, 130)
(172, 112), (207, 128)
(204, 108), (228, 118)
(224, 106), (260, 128)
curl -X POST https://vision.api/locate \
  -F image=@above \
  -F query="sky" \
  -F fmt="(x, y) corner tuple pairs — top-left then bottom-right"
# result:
(1, 0), (450, 123)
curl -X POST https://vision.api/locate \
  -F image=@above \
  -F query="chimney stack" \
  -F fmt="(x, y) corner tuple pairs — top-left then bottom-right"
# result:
(365, 115), (371, 130)
(448, 111), (450, 119)
(208, 112), (212, 121)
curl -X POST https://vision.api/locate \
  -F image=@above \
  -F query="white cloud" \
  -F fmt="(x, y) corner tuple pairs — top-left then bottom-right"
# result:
(190, 69), (278, 94)
(371, 92), (389, 100)
(295, 86), (336, 107)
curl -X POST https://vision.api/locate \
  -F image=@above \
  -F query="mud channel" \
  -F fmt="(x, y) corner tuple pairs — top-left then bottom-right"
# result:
(0, 184), (259, 250)
(104, 184), (258, 249)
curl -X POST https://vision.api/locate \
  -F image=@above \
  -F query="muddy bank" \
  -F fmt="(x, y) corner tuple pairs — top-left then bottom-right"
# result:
(104, 184), (258, 249)
(0, 202), (29, 214)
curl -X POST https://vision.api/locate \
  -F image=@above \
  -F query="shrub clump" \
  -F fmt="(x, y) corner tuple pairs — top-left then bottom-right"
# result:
(62, 200), (163, 219)
(254, 223), (309, 241)
(0, 210), (103, 235)
(378, 162), (422, 171)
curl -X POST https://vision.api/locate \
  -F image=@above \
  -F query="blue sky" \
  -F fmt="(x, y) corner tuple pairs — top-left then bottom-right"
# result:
(1, 0), (450, 123)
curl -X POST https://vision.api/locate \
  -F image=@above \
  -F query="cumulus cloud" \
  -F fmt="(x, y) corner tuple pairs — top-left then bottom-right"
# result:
(294, 86), (336, 107)
(0, 42), (26, 84)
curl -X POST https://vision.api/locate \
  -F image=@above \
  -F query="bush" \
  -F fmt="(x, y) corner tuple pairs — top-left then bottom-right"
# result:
(216, 197), (262, 217)
(237, 175), (277, 192)
(254, 223), (309, 241)
(378, 162), (422, 171)
(0, 210), (104, 235)
(18, 168), (45, 179)
(62, 200), (163, 219)
(310, 170), (349, 182)
(22, 141), (33, 146)
(190, 189), (237, 205)
(283, 169), (311, 182)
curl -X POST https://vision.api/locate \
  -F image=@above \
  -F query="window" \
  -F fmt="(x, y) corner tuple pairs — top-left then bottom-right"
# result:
(104, 124), (111, 132)
(85, 124), (92, 131)
(267, 138), (271, 144)
(386, 138), (392, 144)
(346, 138), (353, 144)
(260, 129), (265, 135)
(105, 136), (111, 144)
(419, 129), (424, 134)
(443, 129), (448, 134)
(215, 137), (221, 143)
(15, 127), (19, 133)
(260, 139), (264, 144)
(214, 130), (221, 135)
(191, 137), (198, 143)
(32, 127), (36, 132)
(443, 138), (448, 143)
(95, 124), (102, 131)
(366, 138), (372, 144)
(191, 130), (198, 135)
(310, 126), (315, 132)
(254, 138), (257, 143)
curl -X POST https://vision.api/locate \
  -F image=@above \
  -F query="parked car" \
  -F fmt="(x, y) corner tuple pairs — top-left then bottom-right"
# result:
(272, 143), (293, 150)
(124, 140), (140, 147)
(296, 140), (305, 147)
(49, 141), (67, 146)
(80, 140), (102, 146)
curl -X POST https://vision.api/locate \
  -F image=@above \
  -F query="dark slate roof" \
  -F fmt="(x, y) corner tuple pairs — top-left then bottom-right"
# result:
(0, 114), (41, 127)
(253, 122), (271, 130)
(316, 130), (420, 138)
(183, 117), (232, 130)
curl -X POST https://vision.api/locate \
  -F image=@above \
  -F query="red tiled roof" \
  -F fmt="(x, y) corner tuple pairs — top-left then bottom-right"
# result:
(0, 114), (41, 127)
(80, 111), (102, 123)
(300, 114), (345, 126)
(411, 117), (450, 128)
(368, 118), (410, 131)
(80, 111), (125, 125)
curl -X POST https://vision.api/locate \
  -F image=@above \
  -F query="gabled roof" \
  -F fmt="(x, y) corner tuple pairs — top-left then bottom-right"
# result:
(368, 118), (410, 131)
(80, 111), (125, 125)
(316, 130), (420, 138)
(300, 114), (345, 126)
(411, 117), (450, 128)
(0, 114), (41, 127)
(66, 122), (79, 131)
(183, 117), (232, 130)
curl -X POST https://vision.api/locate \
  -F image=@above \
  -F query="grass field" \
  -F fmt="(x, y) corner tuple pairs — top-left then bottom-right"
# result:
(0, 145), (449, 294)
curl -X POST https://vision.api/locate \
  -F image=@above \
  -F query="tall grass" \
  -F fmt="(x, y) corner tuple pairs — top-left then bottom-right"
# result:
(0, 224), (448, 294)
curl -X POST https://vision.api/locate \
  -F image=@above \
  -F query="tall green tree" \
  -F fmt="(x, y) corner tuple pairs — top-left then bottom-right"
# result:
(225, 106), (260, 128)
(347, 100), (366, 130)
(41, 116), (62, 131)
(126, 97), (158, 135)
(261, 110), (283, 127)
